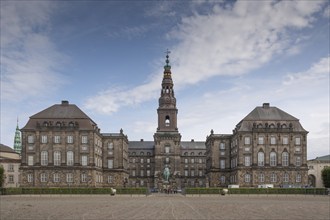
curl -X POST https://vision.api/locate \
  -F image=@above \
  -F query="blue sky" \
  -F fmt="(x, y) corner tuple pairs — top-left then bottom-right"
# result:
(1, 0), (329, 159)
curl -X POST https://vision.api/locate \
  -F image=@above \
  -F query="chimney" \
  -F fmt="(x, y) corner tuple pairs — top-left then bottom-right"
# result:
(263, 103), (270, 108)
(140, 139), (144, 142)
(191, 139), (194, 142)
(61, 100), (69, 105)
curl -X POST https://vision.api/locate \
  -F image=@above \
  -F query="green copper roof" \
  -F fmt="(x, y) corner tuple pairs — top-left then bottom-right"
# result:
(13, 120), (22, 154)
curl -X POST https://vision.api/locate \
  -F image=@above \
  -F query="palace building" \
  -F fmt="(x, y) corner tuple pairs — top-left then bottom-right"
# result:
(20, 54), (308, 189)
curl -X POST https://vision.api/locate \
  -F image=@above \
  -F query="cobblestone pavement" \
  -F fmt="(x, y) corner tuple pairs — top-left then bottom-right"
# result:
(1, 194), (329, 220)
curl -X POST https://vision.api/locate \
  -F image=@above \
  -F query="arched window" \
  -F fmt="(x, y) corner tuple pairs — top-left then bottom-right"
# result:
(184, 152), (188, 156)
(43, 121), (49, 127)
(67, 151), (74, 166)
(190, 152), (194, 156)
(41, 151), (48, 166)
(281, 124), (287, 128)
(54, 151), (61, 166)
(165, 116), (170, 126)
(270, 152), (277, 166)
(69, 121), (74, 127)
(56, 121), (61, 127)
(258, 151), (264, 166)
(282, 152), (289, 166)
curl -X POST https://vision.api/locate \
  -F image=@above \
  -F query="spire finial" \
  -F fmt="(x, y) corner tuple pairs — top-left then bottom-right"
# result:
(165, 49), (171, 66)
(164, 49), (171, 71)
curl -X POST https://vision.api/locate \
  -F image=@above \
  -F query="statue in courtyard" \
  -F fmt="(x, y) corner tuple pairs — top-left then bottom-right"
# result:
(163, 166), (170, 182)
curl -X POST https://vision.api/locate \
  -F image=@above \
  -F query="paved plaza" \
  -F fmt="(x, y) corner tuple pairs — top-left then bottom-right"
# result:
(1, 194), (329, 220)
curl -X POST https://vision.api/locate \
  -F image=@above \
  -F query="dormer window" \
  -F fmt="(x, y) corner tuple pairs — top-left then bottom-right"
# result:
(165, 116), (170, 126)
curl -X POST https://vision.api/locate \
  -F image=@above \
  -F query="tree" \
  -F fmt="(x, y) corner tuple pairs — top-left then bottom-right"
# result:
(321, 167), (330, 188)
(0, 166), (4, 188)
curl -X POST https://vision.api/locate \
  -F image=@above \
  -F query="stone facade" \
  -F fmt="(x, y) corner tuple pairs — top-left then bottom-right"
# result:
(0, 144), (21, 188)
(19, 55), (308, 189)
(308, 155), (330, 188)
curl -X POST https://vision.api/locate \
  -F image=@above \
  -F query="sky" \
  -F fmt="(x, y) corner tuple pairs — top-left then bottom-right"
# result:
(1, 0), (329, 160)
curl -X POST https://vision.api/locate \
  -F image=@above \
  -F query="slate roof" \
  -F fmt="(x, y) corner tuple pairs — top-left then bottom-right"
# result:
(181, 141), (205, 149)
(236, 103), (307, 132)
(22, 101), (97, 130)
(30, 101), (92, 120)
(129, 141), (154, 149)
(310, 155), (330, 162)
(0, 144), (16, 153)
(242, 105), (298, 121)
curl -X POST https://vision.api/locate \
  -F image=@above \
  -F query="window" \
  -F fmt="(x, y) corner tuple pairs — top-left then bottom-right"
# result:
(140, 158), (144, 163)
(244, 156), (251, 167)
(66, 173), (73, 183)
(54, 151), (61, 166)
(258, 152), (264, 166)
(283, 136), (289, 145)
(191, 158), (194, 163)
(108, 159), (113, 168)
(140, 170), (144, 177)
(184, 170), (188, 177)
(132, 170), (136, 177)
(220, 151), (225, 156)
(54, 136), (61, 144)
(41, 151), (48, 166)
(147, 158), (150, 163)
(53, 173), (60, 182)
(295, 137), (301, 145)
(108, 143), (113, 150)
(220, 176), (226, 184)
(258, 136), (264, 145)
(283, 173), (289, 182)
(27, 174), (33, 183)
(184, 158), (188, 164)
(41, 135), (47, 144)
(191, 170), (195, 177)
(66, 151), (74, 166)
(81, 135), (88, 144)
(40, 173), (47, 182)
(67, 136), (73, 144)
(199, 158), (202, 163)
(165, 146), (170, 154)
(296, 174), (301, 182)
(282, 152), (289, 166)
(220, 159), (225, 169)
(244, 137), (251, 145)
(199, 170), (203, 177)
(244, 174), (251, 183)
(147, 170), (150, 177)
(270, 152), (277, 166)
(28, 156), (34, 166)
(81, 174), (87, 182)
(295, 156), (301, 166)
(8, 175), (14, 183)
(81, 155), (88, 166)
(295, 147), (301, 152)
(28, 135), (34, 144)
(8, 164), (14, 172)
(258, 173), (264, 183)
(270, 173), (277, 182)
(165, 158), (169, 164)
(220, 143), (225, 150)
(270, 136), (276, 145)
(108, 175), (112, 183)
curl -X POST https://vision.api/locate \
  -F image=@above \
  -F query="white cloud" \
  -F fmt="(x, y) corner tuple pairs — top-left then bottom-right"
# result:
(85, 0), (326, 115)
(1, 1), (67, 101)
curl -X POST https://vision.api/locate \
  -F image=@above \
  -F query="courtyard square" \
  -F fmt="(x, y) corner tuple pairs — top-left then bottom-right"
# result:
(0, 194), (329, 220)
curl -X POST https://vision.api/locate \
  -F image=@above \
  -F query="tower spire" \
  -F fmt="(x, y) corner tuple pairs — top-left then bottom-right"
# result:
(157, 51), (178, 132)
(14, 117), (22, 155)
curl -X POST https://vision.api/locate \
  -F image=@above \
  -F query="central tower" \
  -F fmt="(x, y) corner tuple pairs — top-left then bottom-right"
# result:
(157, 53), (178, 132)
(154, 52), (182, 189)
